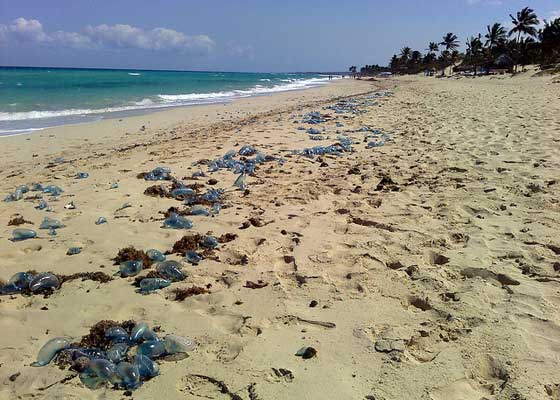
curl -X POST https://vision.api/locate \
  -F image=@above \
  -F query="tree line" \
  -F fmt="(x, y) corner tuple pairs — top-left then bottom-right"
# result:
(352, 7), (559, 76)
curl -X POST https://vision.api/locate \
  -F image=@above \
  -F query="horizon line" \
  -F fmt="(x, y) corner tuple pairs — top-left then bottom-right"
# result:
(0, 64), (348, 75)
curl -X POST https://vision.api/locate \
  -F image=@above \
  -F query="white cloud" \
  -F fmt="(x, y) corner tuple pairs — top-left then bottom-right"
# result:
(50, 31), (95, 49)
(84, 24), (214, 53)
(7, 17), (49, 43)
(0, 17), (215, 54)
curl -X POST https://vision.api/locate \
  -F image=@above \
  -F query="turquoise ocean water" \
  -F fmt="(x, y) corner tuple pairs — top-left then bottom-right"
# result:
(0, 67), (336, 136)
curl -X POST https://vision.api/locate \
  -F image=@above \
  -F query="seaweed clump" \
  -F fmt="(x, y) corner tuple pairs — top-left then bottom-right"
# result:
(8, 216), (33, 226)
(173, 286), (211, 301)
(58, 272), (113, 285)
(114, 246), (153, 268)
(73, 320), (136, 350)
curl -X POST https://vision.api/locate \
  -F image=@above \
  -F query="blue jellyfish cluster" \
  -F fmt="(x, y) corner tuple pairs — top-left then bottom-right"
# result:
(31, 321), (196, 391)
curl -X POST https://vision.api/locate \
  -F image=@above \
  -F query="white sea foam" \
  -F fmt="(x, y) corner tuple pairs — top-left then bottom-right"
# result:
(128, 73), (141, 76)
(0, 127), (43, 137)
(0, 76), (339, 124)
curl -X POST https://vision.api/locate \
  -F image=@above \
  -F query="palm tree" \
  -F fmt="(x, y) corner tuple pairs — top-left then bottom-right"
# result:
(440, 33), (459, 52)
(423, 42), (439, 71)
(348, 65), (357, 78)
(410, 50), (422, 72)
(516, 37), (536, 69)
(400, 46), (412, 63)
(428, 42), (439, 54)
(509, 7), (539, 71)
(389, 54), (399, 73)
(509, 7), (539, 41)
(485, 23), (507, 50)
(439, 33), (459, 75)
(466, 34), (483, 75)
(540, 17), (560, 65)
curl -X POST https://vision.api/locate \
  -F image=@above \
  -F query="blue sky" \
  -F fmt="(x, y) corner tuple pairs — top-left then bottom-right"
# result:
(0, 0), (558, 72)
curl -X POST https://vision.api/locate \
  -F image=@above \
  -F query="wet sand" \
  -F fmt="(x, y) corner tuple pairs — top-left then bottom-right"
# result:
(1, 73), (559, 400)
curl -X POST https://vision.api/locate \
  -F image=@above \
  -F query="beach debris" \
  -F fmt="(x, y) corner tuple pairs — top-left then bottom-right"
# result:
(238, 144), (256, 156)
(184, 251), (202, 264)
(138, 278), (171, 294)
(67, 247), (82, 256)
(42, 185), (64, 197)
(115, 202), (132, 212)
(140, 166), (172, 181)
(36, 200), (49, 210)
(58, 272), (113, 285)
(64, 201), (76, 210)
(366, 141), (385, 148)
(3, 185), (29, 202)
(191, 171), (206, 178)
(163, 335), (196, 353)
(188, 205), (211, 216)
(32, 337), (71, 367)
(156, 260), (186, 282)
(233, 173), (247, 190)
(34, 320), (196, 391)
(301, 111), (326, 124)
(211, 203), (222, 214)
(39, 217), (65, 230)
(245, 280), (268, 289)
(95, 217), (107, 225)
(76, 172), (89, 179)
(110, 183), (119, 189)
(135, 354), (159, 378)
(8, 216), (32, 226)
(114, 246), (154, 268)
(295, 346), (317, 359)
(162, 213), (193, 229)
(28, 272), (60, 294)
(296, 134), (353, 158)
(146, 249), (166, 262)
(0, 272), (34, 294)
(205, 145), (283, 176)
(10, 228), (37, 241)
(119, 261), (144, 277)
(293, 316), (336, 329)
(168, 234), (223, 265)
(173, 286), (210, 301)
(171, 187), (197, 199)
(203, 235), (219, 249)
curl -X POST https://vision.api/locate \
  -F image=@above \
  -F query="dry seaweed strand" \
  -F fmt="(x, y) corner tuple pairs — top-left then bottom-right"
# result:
(173, 286), (211, 301)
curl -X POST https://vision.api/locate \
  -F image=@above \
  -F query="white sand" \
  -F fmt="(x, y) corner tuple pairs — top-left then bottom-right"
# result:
(0, 72), (559, 400)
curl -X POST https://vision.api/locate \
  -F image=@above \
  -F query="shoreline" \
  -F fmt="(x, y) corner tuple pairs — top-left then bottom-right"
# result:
(1, 73), (558, 400)
(0, 71), (342, 137)
(0, 78), (380, 177)
(0, 82), (331, 138)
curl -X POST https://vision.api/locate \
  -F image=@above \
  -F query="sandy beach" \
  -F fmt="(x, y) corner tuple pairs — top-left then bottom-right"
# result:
(1, 73), (559, 400)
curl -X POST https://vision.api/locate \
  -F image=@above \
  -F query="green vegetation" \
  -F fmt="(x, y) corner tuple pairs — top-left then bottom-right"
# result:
(355, 7), (560, 76)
